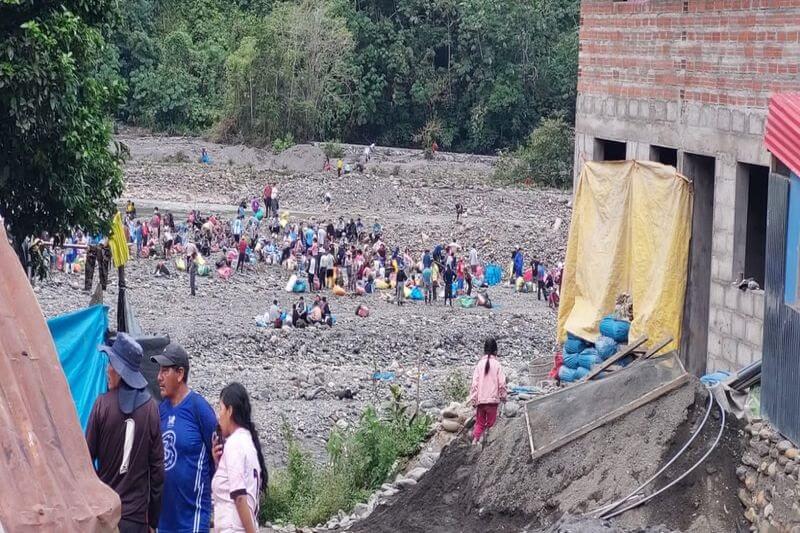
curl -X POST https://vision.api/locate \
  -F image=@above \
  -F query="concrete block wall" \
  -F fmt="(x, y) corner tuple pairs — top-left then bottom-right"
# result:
(574, 0), (800, 372)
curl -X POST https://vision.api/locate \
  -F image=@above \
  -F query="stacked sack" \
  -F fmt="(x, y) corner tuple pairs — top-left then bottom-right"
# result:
(559, 333), (596, 382)
(599, 315), (630, 343)
(557, 315), (631, 383)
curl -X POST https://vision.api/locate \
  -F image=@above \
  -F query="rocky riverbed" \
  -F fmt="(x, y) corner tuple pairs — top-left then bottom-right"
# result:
(35, 134), (571, 466)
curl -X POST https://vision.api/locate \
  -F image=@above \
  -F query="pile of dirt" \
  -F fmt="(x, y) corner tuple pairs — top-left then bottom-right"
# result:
(272, 143), (326, 173)
(353, 381), (746, 533)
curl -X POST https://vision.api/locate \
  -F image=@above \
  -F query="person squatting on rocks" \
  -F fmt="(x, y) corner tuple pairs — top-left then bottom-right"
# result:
(212, 383), (267, 533)
(469, 337), (508, 446)
(86, 333), (164, 533)
(152, 344), (218, 533)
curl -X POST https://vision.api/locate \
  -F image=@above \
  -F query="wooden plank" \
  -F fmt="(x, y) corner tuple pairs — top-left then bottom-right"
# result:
(584, 336), (648, 381)
(530, 373), (689, 460)
(641, 336), (674, 360)
(524, 408), (536, 457)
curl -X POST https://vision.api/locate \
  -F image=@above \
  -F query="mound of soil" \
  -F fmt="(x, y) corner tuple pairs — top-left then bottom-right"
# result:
(272, 144), (326, 173)
(353, 381), (745, 533)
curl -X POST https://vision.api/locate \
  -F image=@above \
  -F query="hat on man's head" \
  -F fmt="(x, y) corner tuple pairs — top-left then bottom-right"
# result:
(151, 343), (190, 372)
(99, 333), (147, 390)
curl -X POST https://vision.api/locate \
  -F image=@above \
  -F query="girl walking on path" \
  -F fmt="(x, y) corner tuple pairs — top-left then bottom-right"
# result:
(469, 338), (507, 446)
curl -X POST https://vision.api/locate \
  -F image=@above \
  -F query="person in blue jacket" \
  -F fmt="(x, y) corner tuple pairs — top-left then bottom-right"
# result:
(152, 344), (218, 533)
(513, 246), (524, 279)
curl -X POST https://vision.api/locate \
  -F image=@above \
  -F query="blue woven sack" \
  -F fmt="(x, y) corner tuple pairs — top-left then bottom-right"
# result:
(564, 333), (589, 355)
(558, 366), (579, 382)
(578, 348), (601, 369)
(292, 280), (307, 293)
(485, 264), (502, 286)
(575, 367), (590, 380)
(599, 315), (630, 343)
(562, 351), (580, 369)
(595, 336), (618, 360)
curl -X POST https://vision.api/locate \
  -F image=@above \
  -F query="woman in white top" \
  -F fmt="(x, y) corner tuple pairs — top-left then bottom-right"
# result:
(212, 383), (267, 533)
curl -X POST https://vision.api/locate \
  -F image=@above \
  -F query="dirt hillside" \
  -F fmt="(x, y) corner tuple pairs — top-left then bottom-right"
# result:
(353, 382), (745, 533)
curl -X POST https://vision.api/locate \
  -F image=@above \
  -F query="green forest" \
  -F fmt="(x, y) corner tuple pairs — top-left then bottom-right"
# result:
(113, 0), (579, 154)
(2, 0), (579, 242)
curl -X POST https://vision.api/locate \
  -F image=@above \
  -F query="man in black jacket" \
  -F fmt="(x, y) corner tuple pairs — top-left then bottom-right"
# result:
(86, 333), (164, 533)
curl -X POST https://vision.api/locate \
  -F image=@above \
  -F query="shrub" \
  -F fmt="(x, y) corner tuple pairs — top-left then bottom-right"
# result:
(322, 141), (344, 159)
(494, 115), (575, 188)
(443, 369), (470, 403)
(261, 389), (431, 527)
(272, 133), (295, 153)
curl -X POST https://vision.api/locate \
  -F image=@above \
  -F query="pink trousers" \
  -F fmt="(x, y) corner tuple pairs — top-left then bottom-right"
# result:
(473, 403), (499, 441)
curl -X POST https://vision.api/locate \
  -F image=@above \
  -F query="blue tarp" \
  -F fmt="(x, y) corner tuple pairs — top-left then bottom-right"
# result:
(47, 305), (108, 431)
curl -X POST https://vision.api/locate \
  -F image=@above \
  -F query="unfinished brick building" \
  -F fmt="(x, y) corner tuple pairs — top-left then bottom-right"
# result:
(574, 0), (800, 374)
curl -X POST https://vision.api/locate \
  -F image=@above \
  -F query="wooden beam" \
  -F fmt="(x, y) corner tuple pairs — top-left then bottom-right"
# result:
(641, 336), (674, 360)
(584, 336), (648, 381)
(524, 408), (536, 458)
(529, 373), (689, 461)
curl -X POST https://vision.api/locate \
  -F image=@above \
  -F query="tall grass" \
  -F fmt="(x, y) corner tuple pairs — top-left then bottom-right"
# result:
(261, 386), (431, 526)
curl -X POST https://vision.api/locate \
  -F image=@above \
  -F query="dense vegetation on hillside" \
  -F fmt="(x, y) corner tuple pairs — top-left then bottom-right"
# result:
(111, 0), (579, 155)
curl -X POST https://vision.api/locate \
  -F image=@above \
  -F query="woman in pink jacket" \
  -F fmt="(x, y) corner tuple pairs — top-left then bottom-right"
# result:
(469, 338), (507, 445)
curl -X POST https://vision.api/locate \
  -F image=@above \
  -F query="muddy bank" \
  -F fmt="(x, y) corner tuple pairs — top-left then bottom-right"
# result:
(353, 382), (745, 533)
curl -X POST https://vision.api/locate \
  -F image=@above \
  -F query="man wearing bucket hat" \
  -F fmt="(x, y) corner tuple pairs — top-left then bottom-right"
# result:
(151, 344), (217, 533)
(86, 333), (164, 533)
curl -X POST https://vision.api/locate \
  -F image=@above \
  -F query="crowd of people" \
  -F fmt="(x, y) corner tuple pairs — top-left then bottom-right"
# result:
(87, 334), (265, 533)
(17, 187), (563, 315)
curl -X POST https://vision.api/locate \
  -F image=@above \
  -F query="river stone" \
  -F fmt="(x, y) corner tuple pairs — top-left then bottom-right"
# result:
(441, 418), (461, 432)
(504, 402), (520, 417)
(395, 477), (418, 489)
(406, 466), (428, 481)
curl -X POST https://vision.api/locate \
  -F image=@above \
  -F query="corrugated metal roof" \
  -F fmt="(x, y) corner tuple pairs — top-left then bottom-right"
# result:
(0, 220), (120, 531)
(765, 94), (800, 177)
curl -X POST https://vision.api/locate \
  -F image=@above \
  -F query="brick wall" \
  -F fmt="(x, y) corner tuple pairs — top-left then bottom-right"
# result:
(575, 0), (800, 372)
(579, 0), (800, 111)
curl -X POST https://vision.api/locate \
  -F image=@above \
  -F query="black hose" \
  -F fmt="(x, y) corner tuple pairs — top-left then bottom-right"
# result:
(601, 388), (726, 520)
(590, 390), (714, 517)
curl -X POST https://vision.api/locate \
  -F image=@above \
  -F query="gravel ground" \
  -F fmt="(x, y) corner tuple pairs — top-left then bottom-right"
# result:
(35, 135), (569, 466)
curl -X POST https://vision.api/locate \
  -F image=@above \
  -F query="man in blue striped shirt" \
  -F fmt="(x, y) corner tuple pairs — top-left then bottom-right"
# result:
(152, 344), (218, 533)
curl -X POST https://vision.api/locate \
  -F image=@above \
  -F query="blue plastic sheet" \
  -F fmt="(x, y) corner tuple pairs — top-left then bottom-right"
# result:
(47, 305), (109, 431)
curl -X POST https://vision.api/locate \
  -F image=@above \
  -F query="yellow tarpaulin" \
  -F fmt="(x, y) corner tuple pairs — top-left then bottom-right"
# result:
(556, 161), (693, 352)
(109, 211), (130, 268)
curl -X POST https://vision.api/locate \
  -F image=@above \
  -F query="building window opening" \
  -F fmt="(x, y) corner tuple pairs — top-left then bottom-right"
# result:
(734, 163), (769, 288)
(594, 138), (627, 161)
(650, 145), (678, 168)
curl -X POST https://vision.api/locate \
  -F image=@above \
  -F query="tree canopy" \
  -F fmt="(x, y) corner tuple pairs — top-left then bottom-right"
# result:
(1, 0), (125, 242)
(112, 0), (579, 154)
